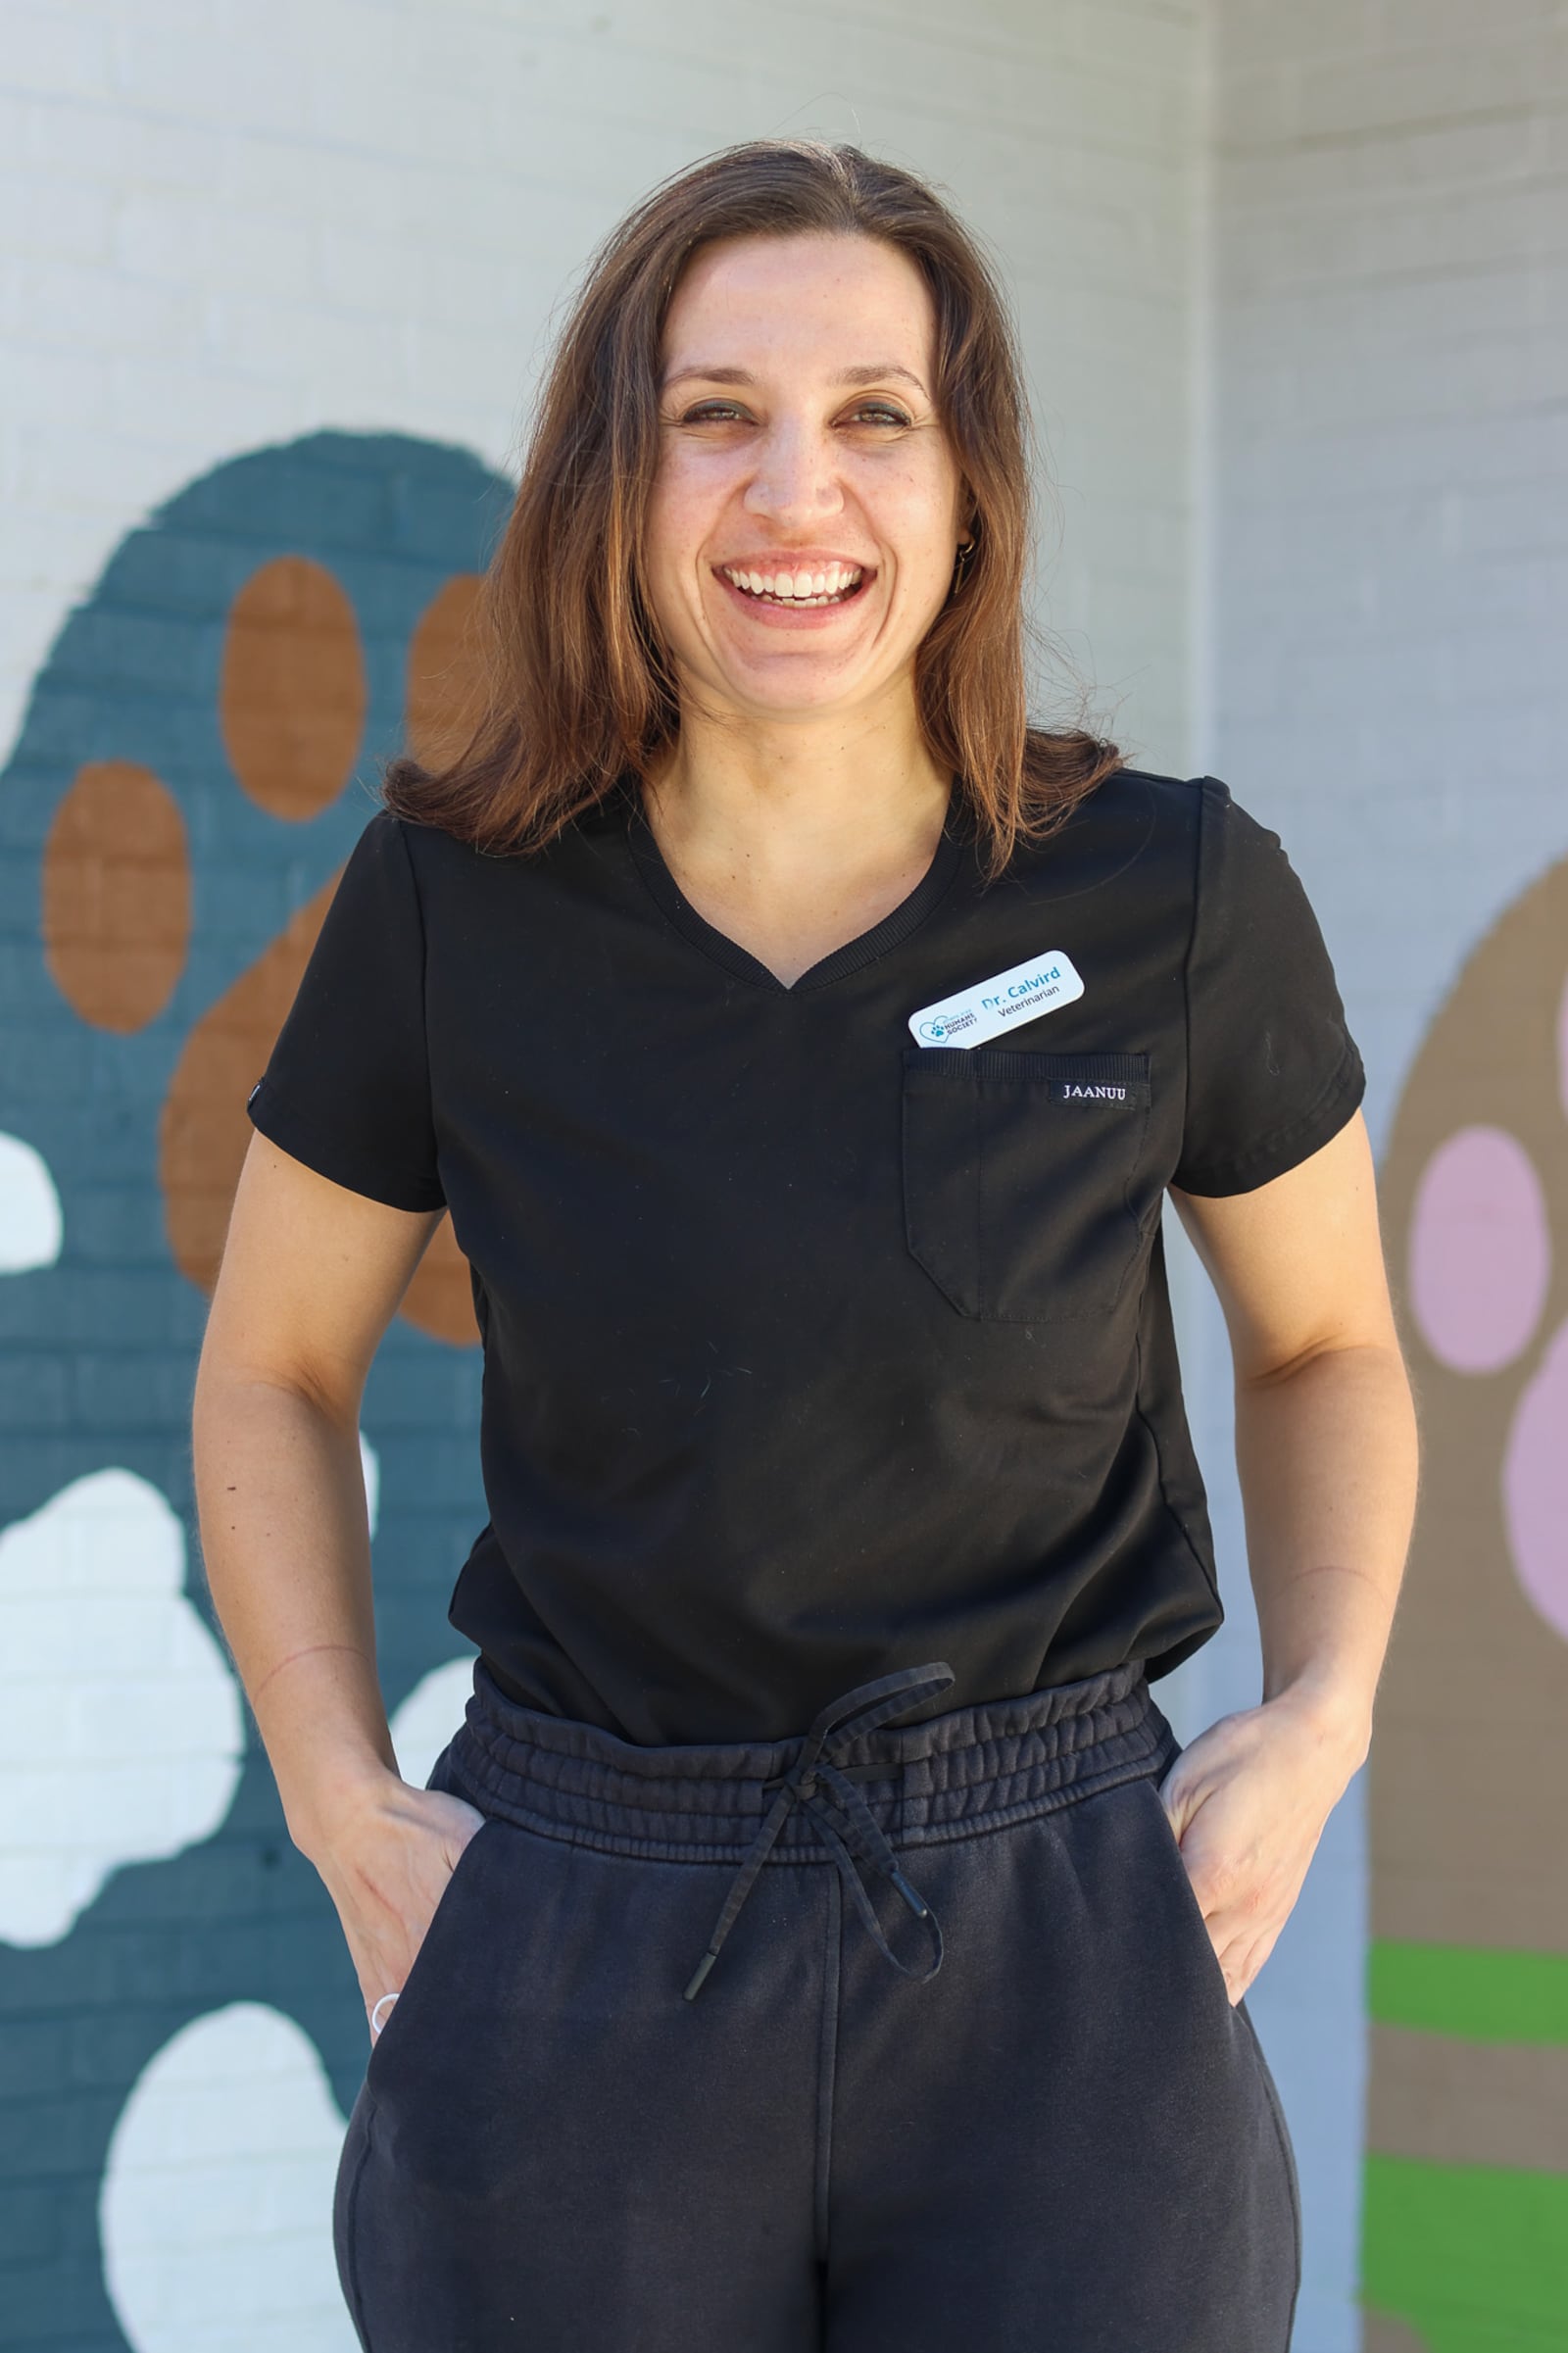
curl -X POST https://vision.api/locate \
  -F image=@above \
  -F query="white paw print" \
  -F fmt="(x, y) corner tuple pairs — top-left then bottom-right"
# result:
(0, 1469), (244, 1946)
(101, 2001), (359, 2352)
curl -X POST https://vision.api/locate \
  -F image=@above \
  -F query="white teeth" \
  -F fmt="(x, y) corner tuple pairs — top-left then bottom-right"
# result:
(722, 564), (864, 605)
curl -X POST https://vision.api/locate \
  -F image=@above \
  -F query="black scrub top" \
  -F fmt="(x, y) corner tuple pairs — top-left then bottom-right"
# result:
(246, 765), (1366, 1744)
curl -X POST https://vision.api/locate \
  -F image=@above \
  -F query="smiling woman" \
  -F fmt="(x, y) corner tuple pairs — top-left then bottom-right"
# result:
(198, 136), (1418, 2353)
(376, 140), (1123, 884)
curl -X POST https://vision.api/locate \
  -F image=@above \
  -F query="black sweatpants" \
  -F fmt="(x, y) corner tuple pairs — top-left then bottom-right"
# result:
(333, 1658), (1301, 2351)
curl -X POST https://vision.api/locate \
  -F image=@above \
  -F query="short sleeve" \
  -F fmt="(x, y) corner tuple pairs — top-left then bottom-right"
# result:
(245, 810), (446, 1211)
(1172, 778), (1366, 1197)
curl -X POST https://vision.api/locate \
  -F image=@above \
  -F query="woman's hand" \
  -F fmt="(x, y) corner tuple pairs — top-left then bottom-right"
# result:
(308, 1773), (488, 2042)
(1156, 1685), (1367, 2005)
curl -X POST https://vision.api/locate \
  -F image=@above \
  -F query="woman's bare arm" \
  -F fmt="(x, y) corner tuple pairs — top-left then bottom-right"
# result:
(1161, 1107), (1420, 1998)
(1169, 1106), (1419, 1748)
(192, 1132), (482, 2028)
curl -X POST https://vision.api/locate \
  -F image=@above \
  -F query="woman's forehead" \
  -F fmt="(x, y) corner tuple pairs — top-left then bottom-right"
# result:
(662, 233), (936, 379)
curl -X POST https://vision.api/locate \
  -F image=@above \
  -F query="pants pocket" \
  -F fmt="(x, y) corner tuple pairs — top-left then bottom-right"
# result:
(363, 1810), (499, 2098)
(1131, 1769), (1238, 2019)
(1134, 1772), (1303, 2332)
(901, 1046), (1152, 1322)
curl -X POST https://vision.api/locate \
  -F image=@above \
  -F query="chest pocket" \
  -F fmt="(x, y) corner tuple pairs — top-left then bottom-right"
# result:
(901, 1047), (1152, 1323)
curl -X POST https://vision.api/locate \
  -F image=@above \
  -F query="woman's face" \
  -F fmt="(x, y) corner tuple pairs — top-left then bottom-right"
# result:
(644, 231), (968, 731)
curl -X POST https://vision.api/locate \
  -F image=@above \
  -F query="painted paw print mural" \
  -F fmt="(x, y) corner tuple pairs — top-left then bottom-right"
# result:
(0, 433), (507, 2350)
(1360, 855), (1568, 2353)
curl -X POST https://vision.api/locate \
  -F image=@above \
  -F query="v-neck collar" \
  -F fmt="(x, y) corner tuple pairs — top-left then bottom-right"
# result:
(622, 780), (968, 997)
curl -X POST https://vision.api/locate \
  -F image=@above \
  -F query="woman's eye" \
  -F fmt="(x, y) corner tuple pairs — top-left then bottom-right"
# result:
(676, 402), (750, 424)
(847, 404), (911, 428)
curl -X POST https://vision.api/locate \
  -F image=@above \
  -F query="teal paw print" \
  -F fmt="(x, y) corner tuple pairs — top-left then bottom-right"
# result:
(0, 430), (510, 2349)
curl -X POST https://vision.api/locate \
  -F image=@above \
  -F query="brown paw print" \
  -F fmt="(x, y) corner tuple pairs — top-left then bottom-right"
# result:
(41, 555), (488, 1347)
(1361, 847), (1568, 2347)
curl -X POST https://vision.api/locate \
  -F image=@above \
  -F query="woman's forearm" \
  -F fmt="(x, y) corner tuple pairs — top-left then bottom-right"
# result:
(1231, 1338), (1420, 1763)
(191, 1367), (400, 1864)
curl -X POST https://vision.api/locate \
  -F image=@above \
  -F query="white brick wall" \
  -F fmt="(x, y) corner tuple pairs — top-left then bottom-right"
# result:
(1207, 0), (1568, 1105)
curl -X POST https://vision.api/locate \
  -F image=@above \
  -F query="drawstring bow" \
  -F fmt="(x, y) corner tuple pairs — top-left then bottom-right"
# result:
(683, 1661), (955, 2001)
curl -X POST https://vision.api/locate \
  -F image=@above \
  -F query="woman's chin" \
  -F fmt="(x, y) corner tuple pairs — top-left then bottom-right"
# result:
(700, 670), (896, 729)
(690, 637), (916, 727)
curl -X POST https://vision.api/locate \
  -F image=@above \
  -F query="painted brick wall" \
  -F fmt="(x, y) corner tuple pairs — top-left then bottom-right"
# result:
(0, 0), (1202, 782)
(1164, 7), (1568, 2349)
(18, 5), (1560, 2348)
(0, 7), (1205, 2349)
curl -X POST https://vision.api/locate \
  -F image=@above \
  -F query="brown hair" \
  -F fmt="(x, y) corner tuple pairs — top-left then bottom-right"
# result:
(381, 138), (1124, 882)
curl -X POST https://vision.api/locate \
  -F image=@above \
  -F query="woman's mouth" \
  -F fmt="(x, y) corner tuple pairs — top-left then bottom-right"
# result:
(716, 562), (867, 610)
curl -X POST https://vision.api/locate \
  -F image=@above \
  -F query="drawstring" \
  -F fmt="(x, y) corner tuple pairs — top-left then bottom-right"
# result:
(683, 1661), (955, 2001)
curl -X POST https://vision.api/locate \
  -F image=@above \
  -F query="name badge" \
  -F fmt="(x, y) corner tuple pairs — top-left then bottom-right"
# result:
(907, 951), (1085, 1047)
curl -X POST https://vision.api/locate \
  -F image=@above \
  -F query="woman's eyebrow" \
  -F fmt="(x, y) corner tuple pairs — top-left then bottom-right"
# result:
(661, 363), (930, 395)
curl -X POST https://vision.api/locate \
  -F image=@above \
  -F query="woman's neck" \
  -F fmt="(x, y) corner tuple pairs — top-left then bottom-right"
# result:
(643, 698), (952, 893)
(638, 699), (955, 988)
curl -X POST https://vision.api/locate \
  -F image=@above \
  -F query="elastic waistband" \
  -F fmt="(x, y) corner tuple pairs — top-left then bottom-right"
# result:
(445, 1655), (1178, 1867)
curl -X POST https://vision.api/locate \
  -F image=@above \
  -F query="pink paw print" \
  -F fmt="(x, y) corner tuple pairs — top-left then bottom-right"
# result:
(1408, 1058), (1567, 1643)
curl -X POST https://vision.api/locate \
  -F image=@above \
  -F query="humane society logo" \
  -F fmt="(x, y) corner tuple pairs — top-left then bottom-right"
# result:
(916, 1007), (981, 1042)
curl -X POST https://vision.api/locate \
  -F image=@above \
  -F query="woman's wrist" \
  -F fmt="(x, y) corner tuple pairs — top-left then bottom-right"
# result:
(1262, 1665), (1375, 1780)
(285, 1753), (408, 1871)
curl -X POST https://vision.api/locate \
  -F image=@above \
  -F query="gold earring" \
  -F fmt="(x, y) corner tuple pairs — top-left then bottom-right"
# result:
(952, 537), (976, 595)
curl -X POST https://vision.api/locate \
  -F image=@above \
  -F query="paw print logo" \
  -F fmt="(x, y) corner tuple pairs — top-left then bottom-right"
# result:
(0, 432), (508, 2347)
(1360, 853), (1568, 2351)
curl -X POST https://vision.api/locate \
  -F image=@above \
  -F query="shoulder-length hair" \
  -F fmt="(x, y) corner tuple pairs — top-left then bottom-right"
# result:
(381, 138), (1124, 882)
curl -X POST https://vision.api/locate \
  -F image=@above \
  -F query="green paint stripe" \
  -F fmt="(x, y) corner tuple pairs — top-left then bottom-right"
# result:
(1370, 1942), (1568, 2045)
(1361, 2154), (1568, 2352)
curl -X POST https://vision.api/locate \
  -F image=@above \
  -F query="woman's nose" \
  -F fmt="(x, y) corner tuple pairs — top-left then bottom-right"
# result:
(742, 424), (844, 524)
